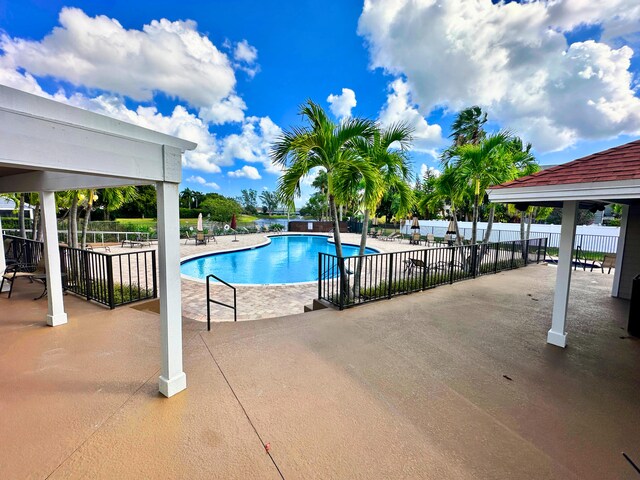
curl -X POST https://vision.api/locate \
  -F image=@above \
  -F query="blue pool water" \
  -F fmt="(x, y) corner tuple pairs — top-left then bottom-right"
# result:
(180, 235), (377, 284)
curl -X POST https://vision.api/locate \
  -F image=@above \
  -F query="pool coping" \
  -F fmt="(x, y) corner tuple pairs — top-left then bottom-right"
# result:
(179, 233), (378, 287)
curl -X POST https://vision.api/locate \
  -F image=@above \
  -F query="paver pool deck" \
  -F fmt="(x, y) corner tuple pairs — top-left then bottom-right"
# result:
(0, 264), (635, 478)
(110, 231), (432, 322)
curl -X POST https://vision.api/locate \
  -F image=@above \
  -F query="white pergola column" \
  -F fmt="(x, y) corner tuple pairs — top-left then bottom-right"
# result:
(40, 191), (67, 326)
(0, 215), (8, 292)
(611, 204), (629, 297)
(547, 200), (578, 347)
(156, 180), (186, 397)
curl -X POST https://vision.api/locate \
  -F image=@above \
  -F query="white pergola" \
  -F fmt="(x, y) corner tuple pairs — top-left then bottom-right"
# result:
(0, 85), (197, 397)
(489, 153), (640, 347)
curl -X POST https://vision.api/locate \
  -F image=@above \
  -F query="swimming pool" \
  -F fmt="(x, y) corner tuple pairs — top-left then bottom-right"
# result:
(180, 235), (378, 284)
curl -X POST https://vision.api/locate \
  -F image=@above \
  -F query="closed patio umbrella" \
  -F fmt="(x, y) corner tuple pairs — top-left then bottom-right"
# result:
(411, 217), (420, 230)
(197, 212), (203, 231)
(446, 219), (456, 235)
(231, 213), (237, 230)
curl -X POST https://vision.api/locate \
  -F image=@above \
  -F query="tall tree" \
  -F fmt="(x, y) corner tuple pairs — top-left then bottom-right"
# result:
(100, 186), (139, 221)
(259, 190), (280, 215)
(449, 132), (513, 244)
(441, 106), (488, 161)
(272, 100), (377, 297)
(352, 123), (414, 297)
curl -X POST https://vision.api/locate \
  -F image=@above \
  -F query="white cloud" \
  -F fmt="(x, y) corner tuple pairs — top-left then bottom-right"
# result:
(228, 165), (262, 180)
(0, 7), (247, 124)
(379, 79), (443, 151)
(186, 175), (220, 190)
(358, 0), (640, 152)
(327, 88), (357, 119)
(234, 39), (258, 63)
(220, 116), (283, 173)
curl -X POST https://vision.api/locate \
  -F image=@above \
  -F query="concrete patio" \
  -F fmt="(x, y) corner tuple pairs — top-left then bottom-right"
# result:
(0, 264), (637, 479)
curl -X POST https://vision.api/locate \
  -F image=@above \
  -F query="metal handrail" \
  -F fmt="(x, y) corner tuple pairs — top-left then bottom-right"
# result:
(206, 274), (237, 330)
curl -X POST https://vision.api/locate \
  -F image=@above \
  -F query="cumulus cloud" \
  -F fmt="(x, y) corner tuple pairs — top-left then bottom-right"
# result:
(234, 39), (258, 63)
(327, 88), (357, 119)
(0, 7), (247, 124)
(228, 165), (262, 180)
(220, 116), (283, 173)
(358, 0), (640, 151)
(379, 79), (443, 151)
(186, 175), (220, 190)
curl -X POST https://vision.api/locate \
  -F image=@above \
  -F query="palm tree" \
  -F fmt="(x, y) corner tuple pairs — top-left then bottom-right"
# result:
(259, 190), (280, 215)
(428, 167), (465, 245)
(272, 100), (377, 299)
(449, 132), (513, 245)
(180, 188), (194, 209)
(101, 186), (138, 221)
(441, 106), (488, 161)
(351, 123), (413, 297)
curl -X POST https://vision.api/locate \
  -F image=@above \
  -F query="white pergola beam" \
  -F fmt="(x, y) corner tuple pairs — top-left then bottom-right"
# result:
(40, 191), (67, 326)
(0, 171), (153, 194)
(156, 180), (186, 397)
(488, 179), (640, 204)
(547, 200), (578, 348)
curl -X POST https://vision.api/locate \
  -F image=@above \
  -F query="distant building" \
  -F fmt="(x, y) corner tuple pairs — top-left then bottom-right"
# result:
(0, 197), (33, 218)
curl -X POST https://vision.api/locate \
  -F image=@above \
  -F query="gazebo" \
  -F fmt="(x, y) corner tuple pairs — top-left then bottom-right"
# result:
(488, 140), (640, 347)
(0, 85), (197, 397)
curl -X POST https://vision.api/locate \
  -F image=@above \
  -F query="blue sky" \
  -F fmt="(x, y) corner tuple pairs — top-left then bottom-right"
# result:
(1, 0), (639, 206)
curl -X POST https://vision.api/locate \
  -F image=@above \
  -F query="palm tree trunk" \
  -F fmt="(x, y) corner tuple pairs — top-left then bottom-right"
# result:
(482, 205), (495, 244)
(353, 208), (370, 298)
(18, 193), (25, 238)
(32, 203), (40, 240)
(471, 180), (479, 245)
(70, 195), (78, 248)
(81, 201), (93, 249)
(329, 194), (348, 305)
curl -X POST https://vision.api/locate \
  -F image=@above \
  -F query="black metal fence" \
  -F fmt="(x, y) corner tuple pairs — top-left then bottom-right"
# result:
(318, 237), (547, 309)
(3, 235), (156, 308)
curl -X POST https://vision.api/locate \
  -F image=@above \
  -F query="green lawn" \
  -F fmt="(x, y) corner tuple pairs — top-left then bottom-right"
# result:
(115, 214), (260, 227)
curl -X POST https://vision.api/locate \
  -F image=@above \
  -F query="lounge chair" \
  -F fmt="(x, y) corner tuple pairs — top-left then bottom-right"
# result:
(409, 232), (421, 245)
(1, 255), (46, 298)
(403, 257), (427, 273)
(426, 233), (436, 246)
(380, 232), (400, 242)
(368, 228), (379, 238)
(195, 232), (206, 245)
(183, 232), (196, 245)
(590, 253), (616, 274)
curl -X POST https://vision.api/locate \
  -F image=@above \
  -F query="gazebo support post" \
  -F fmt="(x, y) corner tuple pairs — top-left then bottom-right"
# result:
(611, 204), (629, 297)
(41, 190), (67, 326)
(156, 180), (187, 397)
(547, 200), (578, 347)
(0, 215), (7, 292)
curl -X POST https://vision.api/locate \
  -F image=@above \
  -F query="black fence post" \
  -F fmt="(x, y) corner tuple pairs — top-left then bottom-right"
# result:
(83, 249), (91, 301)
(449, 247), (455, 284)
(206, 276), (211, 331)
(421, 248), (428, 290)
(510, 241), (516, 269)
(472, 244), (478, 279)
(318, 253), (322, 300)
(106, 256), (115, 309)
(387, 253), (394, 299)
(338, 256), (346, 310)
(151, 251), (158, 299)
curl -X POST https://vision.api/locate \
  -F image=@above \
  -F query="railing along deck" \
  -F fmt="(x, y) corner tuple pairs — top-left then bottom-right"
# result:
(318, 237), (547, 309)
